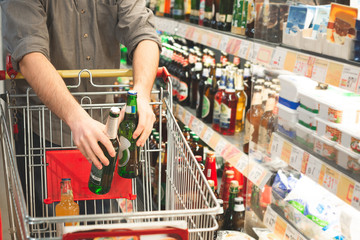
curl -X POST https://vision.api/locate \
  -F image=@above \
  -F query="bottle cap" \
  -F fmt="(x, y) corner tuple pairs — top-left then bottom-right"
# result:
(206, 151), (215, 157)
(110, 107), (121, 115)
(235, 197), (244, 203)
(184, 126), (190, 131)
(226, 170), (235, 178)
(208, 179), (215, 187)
(195, 155), (202, 163)
(217, 199), (224, 204)
(193, 136), (200, 141)
(128, 90), (137, 95)
(190, 131), (196, 137)
(153, 132), (160, 137)
(155, 136), (160, 142)
(230, 180), (239, 188)
(151, 128), (156, 134)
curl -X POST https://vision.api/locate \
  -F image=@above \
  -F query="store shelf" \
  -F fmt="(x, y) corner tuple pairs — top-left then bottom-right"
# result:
(174, 104), (273, 189)
(270, 132), (360, 211)
(155, 16), (360, 94)
(263, 205), (308, 240)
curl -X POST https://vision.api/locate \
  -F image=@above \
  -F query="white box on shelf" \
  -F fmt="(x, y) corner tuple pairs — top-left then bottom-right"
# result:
(300, 30), (325, 54)
(322, 36), (355, 60)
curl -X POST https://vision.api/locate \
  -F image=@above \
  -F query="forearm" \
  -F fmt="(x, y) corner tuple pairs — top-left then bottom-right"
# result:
(19, 52), (87, 127)
(132, 40), (160, 100)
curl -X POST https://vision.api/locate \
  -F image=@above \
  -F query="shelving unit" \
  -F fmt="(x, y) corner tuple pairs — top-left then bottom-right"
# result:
(155, 16), (360, 94)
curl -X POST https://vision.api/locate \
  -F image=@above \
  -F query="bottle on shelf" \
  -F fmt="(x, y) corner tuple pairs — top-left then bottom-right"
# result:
(214, 199), (225, 239)
(211, 0), (220, 29)
(56, 178), (80, 226)
(243, 61), (252, 114)
(258, 90), (277, 157)
(189, 131), (197, 143)
(88, 107), (120, 194)
(178, 51), (191, 106)
(183, 126), (192, 142)
(199, 0), (206, 25)
(219, 162), (233, 198)
(231, 0), (246, 35)
(220, 51), (229, 66)
(156, 0), (165, 16)
(195, 155), (205, 172)
(204, 0), (214, 27)
(208, 179), (220, 199)
(164, 0), (172, 18)
(173, 0), (185, 20)
(212, 67), (226, 132)
(235, 69), (247, 133)
(202, 64), (218, 123)
(196, 63), (210, 118)
(221, 170), (235, 210)
(220, 69), (238, 136)
(217, 0), (235, 31)
(245, 0), (255, 38)
(262, 81), (272, 110)
(233, 56), (241, 68)
(243, 86), (264, 155)
(222, 180), (239, 230)
(185, 0), (191, 21)
(190, 136), (204, 159)
(204, 151), (218, 190)
(190, 55), (203, 109)
(190, 0), (200, 24)
(118, 91), (140, 179)
(232, 197), (246, 231)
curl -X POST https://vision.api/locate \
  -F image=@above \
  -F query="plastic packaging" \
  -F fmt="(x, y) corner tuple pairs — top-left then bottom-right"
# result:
(299, 89), (320, 114)
(295, 123), (315, 150)
(316, 117), (342, 144)
(313, 134), (338, 161)
(277, 103), (298, 138)
(298, 107), (317, 130)
(341, 127), (360, 155)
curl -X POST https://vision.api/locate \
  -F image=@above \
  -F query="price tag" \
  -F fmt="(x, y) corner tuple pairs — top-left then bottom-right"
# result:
(263, 206), (277, 231)
(289, 146), (304, 172)
(235, 154), (249, 173)
(185, 27), (195, 39)
(210, 35), (221, 49)
(256, 46), (274, 65)
(271, 48), (287, 69)
(311, 58), (328, 83)
(305, 155), (322, 182)
(177, 106), (184, 118)
(215, 139), (229, 155)
(340, 66), (360, 92)
(293, 54), (309, 76)
(219, 35), (230, 52)
(280, 141), (293, 164)
(274, 216), (287, 237)
(297, 235), (307, 240)
(184, 112), (191, 126)
(191, 118), (202, 136)
(203, 128), (214, 143)
(322, 167), (340, 195)
(270, 133), (284, 159)
(249, 43), (260, 62)
(351, 182), (360, 210)
(192, 29), (202, 42)
(248, 163), (266, 186)
(284, 224), (298, 240)
(337, 175), (355, 205)
(176, 23), (188, 38)
(325, 62), (344, 87)
(238, 41), (250, 59)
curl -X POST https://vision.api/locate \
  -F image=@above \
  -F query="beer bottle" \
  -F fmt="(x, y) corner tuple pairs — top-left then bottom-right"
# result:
(217, 0), (235, 31)
(221, 170), (235, 210)
(202, 64), (217, 123)
(56, 178), (79, 226)
(118, 91), (140, 179)
(232, 197), (245, 231)
(243, 86), (263, 154)
(212, 68), (226, 132)
(243, 61), (252, 114)
(190, 0), (200, 24)
(208, 179), (219, 199)
(160, 141), (168, 210)
(235, 69), (247, 133)
(222, 180), (239, 230)
(258, 90), (276, 156)
(183, 126), (192, 142)
(197, 64), (210, 118)
(178, 52), (191, 106)
(204, 0), (214, 27)
(195, 155), (205, 172)
(89, 107), (120, 194)
(190, 136), (204, 159)
(190, 56), (203, 109)
(214, 199), (225, 239)
(211, 0), (220, 29)
(173, 0), (185, 20)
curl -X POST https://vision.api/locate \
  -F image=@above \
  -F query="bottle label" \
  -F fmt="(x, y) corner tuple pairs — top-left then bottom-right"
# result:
(236, 99), (245, 121)
(202, 96), (210, 118)
(218, 14), (226, 22)
(173, 9), (184, 16)
(258, 125), (269, 154)
(126, 105), (136, 114)
(105, 116), (119, 139)
(204, 11), (213, 20)
(226, 14), (233, 23)
(89, 164), (102, 185)
(192, 9), (199, 16)
(220, 103), (231, 129)
(216, 12), (219, 21)
(265, 97), (275, 112)
(252, 92), (262, 106)
(234, 204), (245, 212)
(178, 81), (188, 102)
(207, 169), (212, 178)
(213, 101), (221, 124)
(244, 118), (251, 144)
(216, 68), (222, 78)
(118, 136), (132, 167)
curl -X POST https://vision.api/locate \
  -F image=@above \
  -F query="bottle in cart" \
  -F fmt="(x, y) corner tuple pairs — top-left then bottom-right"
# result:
(88, 107), (120, 194)
(222, 180), (239, 230)
(243, 86), (263, 155)
(118, 91), (140, 179)
(220, 69), (238, 135)
(212, 68), (226, 132)
(56, 178), (79, 226)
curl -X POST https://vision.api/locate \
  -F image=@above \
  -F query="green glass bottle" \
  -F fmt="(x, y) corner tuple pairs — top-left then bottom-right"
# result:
(222, 180), (239, 230)
(88, 107), (120, 195)
(173, 0), (185, 20)
(117, 91), (140, 179)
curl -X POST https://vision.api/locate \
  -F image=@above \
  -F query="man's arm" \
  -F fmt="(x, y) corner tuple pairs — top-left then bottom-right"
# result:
(19, 52), (117, 169)
(132, 40), (160, 147)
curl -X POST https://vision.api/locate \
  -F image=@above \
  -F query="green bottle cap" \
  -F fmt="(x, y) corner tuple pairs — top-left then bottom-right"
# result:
(128, 90), (137, 95)
(190, 131), (196, 137)
(151, 128), (156, 134)
(153, 132), (160, 137)
(193, 136), (199, 142)
(184, 126), (190, 132)
(155, 136), (160, 142)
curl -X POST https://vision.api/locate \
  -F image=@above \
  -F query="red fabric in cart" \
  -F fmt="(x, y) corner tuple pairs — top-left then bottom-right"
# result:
(45, 150), (134, 204)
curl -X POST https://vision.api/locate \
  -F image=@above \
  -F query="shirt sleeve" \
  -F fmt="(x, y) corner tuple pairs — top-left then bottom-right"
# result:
(115, 0), (161, 61)
(1, 0), (49, 72)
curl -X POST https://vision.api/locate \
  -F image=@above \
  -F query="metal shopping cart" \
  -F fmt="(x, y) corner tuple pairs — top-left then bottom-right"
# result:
(0, 63), (219, 239)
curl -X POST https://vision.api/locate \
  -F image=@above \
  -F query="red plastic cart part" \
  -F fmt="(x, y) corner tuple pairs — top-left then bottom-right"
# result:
(44, 150), (135, 204)
(62, 227), (188, 240)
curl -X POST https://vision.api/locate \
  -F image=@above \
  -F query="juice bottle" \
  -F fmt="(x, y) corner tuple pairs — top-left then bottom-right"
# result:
(56, 178), (79, 226)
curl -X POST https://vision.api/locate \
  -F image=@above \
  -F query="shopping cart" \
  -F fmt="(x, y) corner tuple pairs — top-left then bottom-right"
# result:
(0, 63), (219, 239)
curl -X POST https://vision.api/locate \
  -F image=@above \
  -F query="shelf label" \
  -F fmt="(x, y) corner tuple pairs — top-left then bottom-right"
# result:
(203, 128), (214, 143)
(208, 133), (220, 148)
(208, 34), (221, 49)
(274, 216), (287, 237)
(249, 43), (260, 62)
(191, 118), (203, 136)
(215, 138), (229, 155)
(340, 66), (360, 92)
(293, 54), (310, 76)
(184, 112), (192, 126)
(219, 35), (230, 52)
(238, 41), (250, 59)
(270, 133), (284, 159)
(305, 155), (322, 182)
(235, 154), (249, 174)
(322, 167), (340, 195)
(280, 141), (292, 164)
(289, 146), (304, 172)
(248, 163), (268, 187)
(226, 38), (241, 56)
(175, 23), (187, 38)
(284, 224), (298, 240)
(325, 62), (344, 87)
(337, 175), (355, 205)
(263, 206), (277, 231)
(256, 46), (274, 65)
(351, 182), (360, 210)
(177, 106), (184, 118)
(185, 27), (195, 39)
(283, 51), (297, 71)
(311, 58), (328, 83)
(271, 48), (287, 69)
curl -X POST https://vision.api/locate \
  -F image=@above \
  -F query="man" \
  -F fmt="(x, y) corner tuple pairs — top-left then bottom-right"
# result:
(2, 0), (161, 218)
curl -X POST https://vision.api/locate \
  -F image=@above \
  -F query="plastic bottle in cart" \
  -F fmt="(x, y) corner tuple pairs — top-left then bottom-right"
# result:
(220, 69), (238, 135)
(118, 91), (140, 179)
(88, 107), (120, 194)
(212, 67), (226, 132)
(243, 86), (263, 155)
(56, 178), (79, 226)
(204, 151), (218, 190)
(222, 180), (240, 230)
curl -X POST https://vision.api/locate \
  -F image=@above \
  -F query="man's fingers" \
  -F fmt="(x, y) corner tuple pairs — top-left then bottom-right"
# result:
(90, 140), (110, 166)
(99, 134), (116, 158)
(84, 144), (103, 169)
(136, 123), (152, 147)
(133, 122), (144, 141)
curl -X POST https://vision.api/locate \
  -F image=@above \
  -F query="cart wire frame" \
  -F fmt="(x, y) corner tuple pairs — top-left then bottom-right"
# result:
(0, 68), (220, 239)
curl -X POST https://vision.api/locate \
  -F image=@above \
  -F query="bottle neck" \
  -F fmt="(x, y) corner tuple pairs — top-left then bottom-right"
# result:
(251, 91), (262, 106)
(60, 181), (74, 202)
(228, 187), (239, 211)
(125, 95), (137, 119)
(105, 114), (119, 139)
(264, 96), (276, 112)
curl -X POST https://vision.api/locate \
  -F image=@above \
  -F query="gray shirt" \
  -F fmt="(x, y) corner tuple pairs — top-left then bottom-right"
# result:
(1, 0), (161, 146)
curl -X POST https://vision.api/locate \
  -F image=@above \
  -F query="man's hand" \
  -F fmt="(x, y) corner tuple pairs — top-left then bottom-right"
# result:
(132, 95), (156, 147)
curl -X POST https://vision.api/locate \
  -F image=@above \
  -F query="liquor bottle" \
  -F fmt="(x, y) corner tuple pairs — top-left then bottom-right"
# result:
(202, 64), (217, 123)
(258, 90), (276, 156)
(199, 0), (206, 25)
(156, 0), (165, 16)
(185, 0), (191, 21)
(232, 197), (245, 231)
(214, 199), (225, 239)
(204, 151), (218, 189)
(245, 0), (255, 38)
(217, 0), (235, 31)
(204, 0), (214, 27)
(56, 178), (79, 226)
(243, 86), (264, 154)
(221, 170), (235, 210)
(262, 81), (272, 109)
(220, 51), (229, 66)
(89, 107), (120, 194)
(190, 136), (204, 159)
(118, 91), (141, 179)
(211, 0), (220, 29)
(196, 64), (209, 118)
(231, 0), (245, 35)
(220, 70), (238, 136)
(219, 162), (232, 198)
(233, 56), (241, 68)
(183, 126), (192, 142)
(195, 155), (205, 172)
(190, 56), (203, 109)
(208, 179), (220, 198)
(190, 0), (200, 24)
(235, 69), (246, 133)
(189, 131), (196, 143)
(222, 180), (239, 229)
(173, 0), (185, 20)
(212, 68), (226, 132)
(243, 62), (252, 114)
(164, 0), (172, 17)
(178, 52), (191, 106)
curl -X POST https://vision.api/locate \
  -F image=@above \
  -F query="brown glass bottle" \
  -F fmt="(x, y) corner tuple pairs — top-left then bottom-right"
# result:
(243, 62), (252, 114)
(243, 86), (263, 154)
(190, 136), (204, 158)
(258, 90), (276, 156)
(203, 64), (218, 123)
(190, 57), (203, 109)
(232, 197), (245, 231)
(208, 179), (220, 199)
(235, 69), (246, 133)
